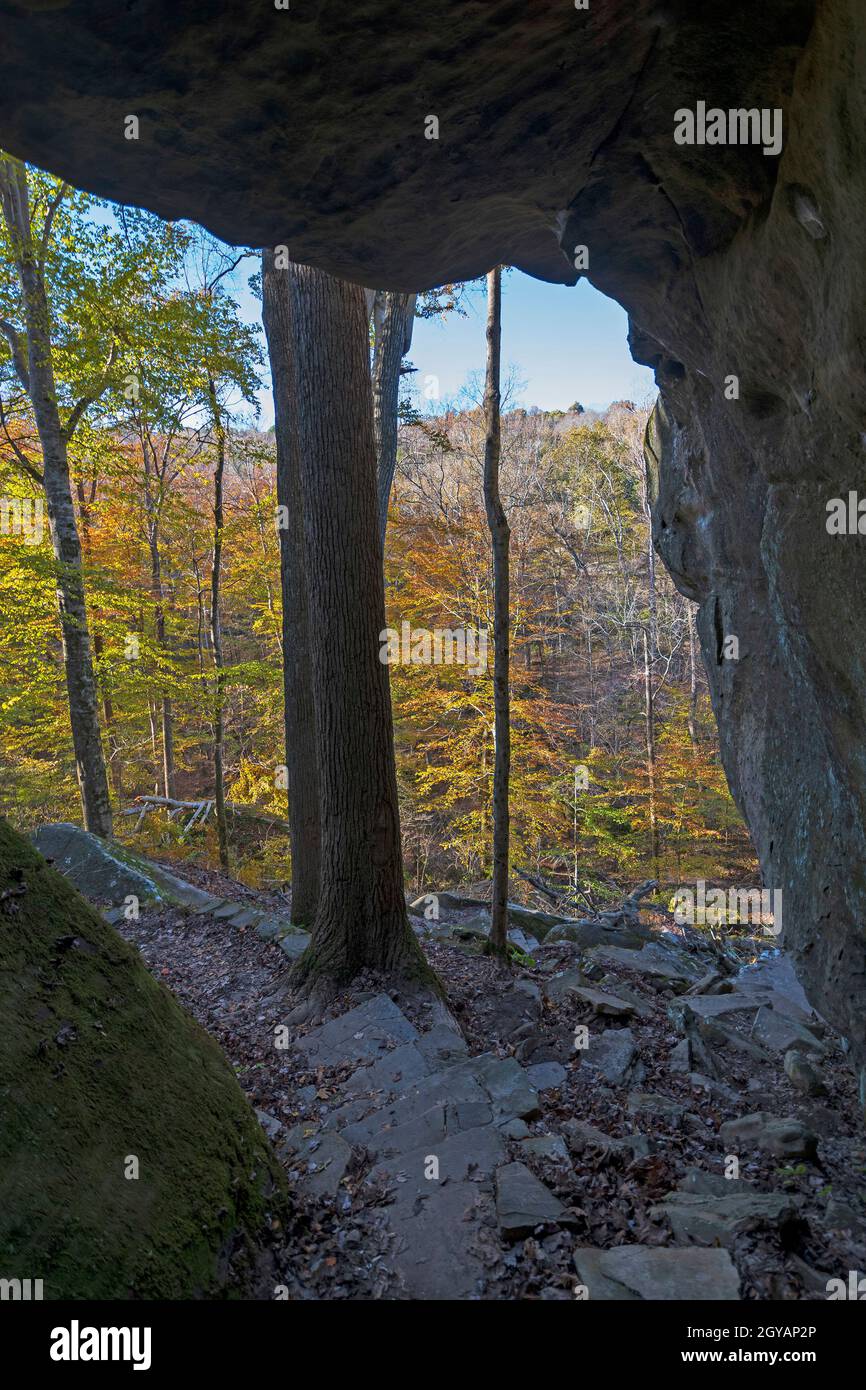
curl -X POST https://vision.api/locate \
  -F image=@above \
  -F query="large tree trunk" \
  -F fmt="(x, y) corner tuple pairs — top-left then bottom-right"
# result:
(0, 156), (112, 836)
(207, 375), (230, 869)
(260, 249), (321, 926)
(371, 289), (415, 543)
(482, 266), (510, 958)
(286, 263), (432, 989)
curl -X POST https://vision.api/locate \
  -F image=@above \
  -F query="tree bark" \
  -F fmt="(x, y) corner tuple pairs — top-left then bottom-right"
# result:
(643, 475), (658, 664)
(482, 266), (510, 958)
(260, 249), (321, 926)
(146, 519), (175, 801)
(641, 467), (661, 873)
(207, 374), (230, 869)
(687, 602), (699, 752)
(137, 431), (177, 802)
(371, 289), (415, 543)
(643, 626), (660, 877)
(76, 478), (123, 798)
(285, 262), (433, 989)
(0, 155), (112, 836)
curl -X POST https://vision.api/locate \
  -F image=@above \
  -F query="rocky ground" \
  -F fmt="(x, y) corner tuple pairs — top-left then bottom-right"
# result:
(103, 850), (866, 1302)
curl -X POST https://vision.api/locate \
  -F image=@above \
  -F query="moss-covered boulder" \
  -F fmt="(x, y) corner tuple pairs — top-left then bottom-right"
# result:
(0, 817), (289, 1299)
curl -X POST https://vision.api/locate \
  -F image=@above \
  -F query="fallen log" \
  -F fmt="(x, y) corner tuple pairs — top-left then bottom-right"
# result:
(515, 865), (596, 915)
(121, 796), (291, 835)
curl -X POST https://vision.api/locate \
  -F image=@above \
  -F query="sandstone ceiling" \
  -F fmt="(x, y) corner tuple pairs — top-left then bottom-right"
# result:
(0, 0), (814, 298)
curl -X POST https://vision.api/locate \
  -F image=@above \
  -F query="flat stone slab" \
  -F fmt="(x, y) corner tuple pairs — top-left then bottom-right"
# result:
(573, 1245), (740, 1300)
(371, 1124), (505, 1299)
(543, 969), (588, 1004)
(337, 1048), (540, 1150)
(255, 916), (290, 941)
(462, 1054), (540, 1123)
(525, 1061), (567, 1091)
(582, 1027), (639, 1085)
(342, 1041), (436, 1100)
(281, 1127), (353, 1200)
(371, 1120), (506, 1191)
(347, 1098), (495, 1157)
(694, 1017), (772, 1064)
(545, 921), (650, 950)
(331, 1018), (469, 1118)
(752, 1006), (824, 1056)
(495, 1161), (571, 1239)
(339, 1067), (489, 1146)
(387, 1177), (494, 1298)
(293, 994), (419, 1067)
(593, 979), (655, 1019)
(651, 1191), (803, 1246)
(277, 931), (311, 961)
(719, 1112), (818, 1161)
(186, 893), (228, 915)
(675, 992), (768, 1021)
(677, 1167), (752, 1197)
(587, 942), (701, 988)
(519, 1134), (570, 1165)
(415, 1017), (469, 1066)
(211, 901), (244, 920)
(735, 954), (818, 1017)
(567, 986), (636, 1019)
(224, 905), (264, 929)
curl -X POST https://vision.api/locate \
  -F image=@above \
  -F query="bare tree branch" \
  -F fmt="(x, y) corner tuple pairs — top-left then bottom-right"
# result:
(0, 396), (43, 483)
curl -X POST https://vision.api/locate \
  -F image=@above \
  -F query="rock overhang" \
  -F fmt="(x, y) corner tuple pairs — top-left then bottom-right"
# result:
(0, 0), (816, 303)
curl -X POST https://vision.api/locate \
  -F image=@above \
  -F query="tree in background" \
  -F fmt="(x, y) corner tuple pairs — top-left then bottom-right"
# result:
(0, 155), (133, 835)
(370, 288), (416, 543)
(111, 218), (261, 815)
(481, 267), (511, 956)
(386, 403), (753, 897)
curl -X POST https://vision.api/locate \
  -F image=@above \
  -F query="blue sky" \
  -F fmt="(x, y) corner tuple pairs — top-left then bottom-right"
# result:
(228, 265), (656, 428)
(409, 272), (656, 418)
(87, 200), (655, 426)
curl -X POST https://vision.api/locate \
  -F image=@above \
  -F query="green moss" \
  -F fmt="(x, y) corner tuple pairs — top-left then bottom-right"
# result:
(0, 818), (289, 1299)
